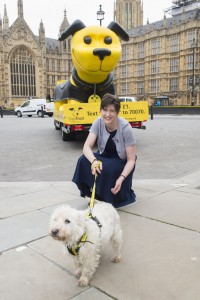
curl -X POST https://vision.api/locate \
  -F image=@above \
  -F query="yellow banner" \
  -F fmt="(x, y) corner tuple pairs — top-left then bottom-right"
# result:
(55, 101), (149, 125)
(119, 101), (149, 122)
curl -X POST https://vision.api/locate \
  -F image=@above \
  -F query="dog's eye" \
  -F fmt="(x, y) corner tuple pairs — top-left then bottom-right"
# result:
(104, 36), (112, 45)
(84, 36), (91, 45)
(65, 219), (70, 224)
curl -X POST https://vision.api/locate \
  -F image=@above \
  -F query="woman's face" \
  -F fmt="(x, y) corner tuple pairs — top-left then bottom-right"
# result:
(101, 104), (118, 126)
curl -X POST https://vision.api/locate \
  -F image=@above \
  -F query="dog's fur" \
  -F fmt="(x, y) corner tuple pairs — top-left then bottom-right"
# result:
(49, 201), (122, 286)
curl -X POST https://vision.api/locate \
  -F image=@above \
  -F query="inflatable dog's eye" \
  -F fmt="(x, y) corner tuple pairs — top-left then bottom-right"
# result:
(104, 36), (112, 45)
(84, 36), (92, 44)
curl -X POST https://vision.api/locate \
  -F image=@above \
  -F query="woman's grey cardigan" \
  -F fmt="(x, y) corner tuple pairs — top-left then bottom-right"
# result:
(90, 116), (136, 160)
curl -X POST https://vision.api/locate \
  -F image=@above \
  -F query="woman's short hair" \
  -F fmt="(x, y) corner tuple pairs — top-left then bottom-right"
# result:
(100, 93), (120, 113)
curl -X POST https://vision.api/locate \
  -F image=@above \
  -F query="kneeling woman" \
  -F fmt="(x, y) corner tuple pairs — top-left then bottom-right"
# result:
(72, 93), (137, 208)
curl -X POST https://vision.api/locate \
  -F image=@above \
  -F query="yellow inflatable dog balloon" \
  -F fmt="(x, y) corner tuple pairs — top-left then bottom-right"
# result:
(55, 19), (129, 103)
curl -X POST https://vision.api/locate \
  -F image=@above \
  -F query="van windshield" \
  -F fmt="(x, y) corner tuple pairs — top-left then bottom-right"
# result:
(119, 97), (137, 102)
(21, 101), (30, 107)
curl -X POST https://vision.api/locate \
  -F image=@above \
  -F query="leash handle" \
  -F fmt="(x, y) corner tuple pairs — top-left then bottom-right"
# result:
(89, 160), (101, 210)
(89, 173), (97, 210)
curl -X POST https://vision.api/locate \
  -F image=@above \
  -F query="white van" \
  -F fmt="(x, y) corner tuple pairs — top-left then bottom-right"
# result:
(15, 99), (54, 117)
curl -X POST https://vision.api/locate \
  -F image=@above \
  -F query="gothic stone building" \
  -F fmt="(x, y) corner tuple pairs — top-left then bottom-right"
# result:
(0, 0), (72, 107)
(114, 0), (200, 106)
(1, 0), (200, 107)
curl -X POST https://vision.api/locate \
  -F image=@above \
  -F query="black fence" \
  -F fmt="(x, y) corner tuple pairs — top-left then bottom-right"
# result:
(150, 106), (200, 115)
(0, 108), (15, 116)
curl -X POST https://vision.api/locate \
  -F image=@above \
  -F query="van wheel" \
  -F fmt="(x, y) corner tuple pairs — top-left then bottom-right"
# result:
(28, 115), (32, 117)
(48, 113), (53, 117)
(54, 120), (60, 130)
(61, 129), (76, 141)
(16, 111), (22, 117)
(37, 110), (43, 117)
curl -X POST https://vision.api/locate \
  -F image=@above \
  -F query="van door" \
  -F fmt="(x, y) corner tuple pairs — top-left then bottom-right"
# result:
(20, 101), (33, 116)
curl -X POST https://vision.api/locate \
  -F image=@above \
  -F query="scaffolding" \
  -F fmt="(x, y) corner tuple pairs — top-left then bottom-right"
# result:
(165, 0), (200, 15)
(172, 0), (199, 6)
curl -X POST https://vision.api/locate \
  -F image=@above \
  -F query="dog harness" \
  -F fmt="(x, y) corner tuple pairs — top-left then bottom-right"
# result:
(66, 170), (102, 256)
(66, 232), (91, 256)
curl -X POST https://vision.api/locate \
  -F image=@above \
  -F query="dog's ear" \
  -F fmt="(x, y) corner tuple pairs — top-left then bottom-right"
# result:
(59, 19), (86, 41)
(107, 21), (129, 42)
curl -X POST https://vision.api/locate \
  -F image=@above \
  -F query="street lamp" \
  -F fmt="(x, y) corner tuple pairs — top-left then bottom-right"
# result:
(191, 38), (197, 106)
(97, 5), (105, 26)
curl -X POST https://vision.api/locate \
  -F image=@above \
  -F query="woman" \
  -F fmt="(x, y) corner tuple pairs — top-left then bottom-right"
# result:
(72, 93), (137, 208)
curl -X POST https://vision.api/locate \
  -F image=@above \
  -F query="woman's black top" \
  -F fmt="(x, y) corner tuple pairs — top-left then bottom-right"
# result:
(102, 129), (119, 158)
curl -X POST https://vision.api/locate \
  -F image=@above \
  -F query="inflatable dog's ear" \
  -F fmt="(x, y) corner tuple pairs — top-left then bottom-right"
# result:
(107, 21), (129, 42)
(59, 19), (86, 41)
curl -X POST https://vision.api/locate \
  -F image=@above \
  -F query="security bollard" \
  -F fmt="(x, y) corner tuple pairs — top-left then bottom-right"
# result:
(0, 106), (3, 118)
(150, 105), (153, 120)
(41, 105), (44, 118)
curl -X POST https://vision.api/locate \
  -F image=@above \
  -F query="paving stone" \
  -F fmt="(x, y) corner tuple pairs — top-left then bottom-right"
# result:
(0, 247), (87, 300)
(71, 287), (113, 300)
(120, 190), (200, 231)
(0, 188), (72, 218)
(0, 210), (49, 252)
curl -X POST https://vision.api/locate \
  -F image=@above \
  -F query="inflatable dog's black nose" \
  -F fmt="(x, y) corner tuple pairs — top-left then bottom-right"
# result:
(93, 48), (111, 61)
(52, 229), (59, 236)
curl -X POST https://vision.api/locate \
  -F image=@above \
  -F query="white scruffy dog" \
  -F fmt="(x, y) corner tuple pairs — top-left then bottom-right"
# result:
(49, 201), (122, 286)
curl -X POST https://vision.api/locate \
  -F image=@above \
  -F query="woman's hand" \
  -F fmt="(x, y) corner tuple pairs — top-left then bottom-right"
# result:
(91, 160), (102, 175)
(111, 176), (124, 195)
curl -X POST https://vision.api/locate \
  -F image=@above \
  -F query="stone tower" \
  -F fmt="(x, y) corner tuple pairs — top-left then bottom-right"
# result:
(115, 0), (143, 30)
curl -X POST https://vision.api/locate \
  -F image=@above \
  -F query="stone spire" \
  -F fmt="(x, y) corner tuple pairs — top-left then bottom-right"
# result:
(3, 5), (9, 34)
(59, 9), (69, 34)
(18, 0), (24, 19)
(39, 20), (45, 44)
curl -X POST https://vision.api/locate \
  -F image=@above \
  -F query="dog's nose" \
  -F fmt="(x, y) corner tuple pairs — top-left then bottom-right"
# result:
(51, 229), (59, 236)
(93, 48), (111, 61)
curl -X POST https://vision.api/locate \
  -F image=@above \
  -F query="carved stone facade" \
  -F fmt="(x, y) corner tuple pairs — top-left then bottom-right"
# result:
(1, 0), (200, 107)
(114, 0), (200, 105)
(0, 0), (71, 107)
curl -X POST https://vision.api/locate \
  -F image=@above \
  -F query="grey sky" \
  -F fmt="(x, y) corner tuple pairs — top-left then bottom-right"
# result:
(1, 0), (173, 38)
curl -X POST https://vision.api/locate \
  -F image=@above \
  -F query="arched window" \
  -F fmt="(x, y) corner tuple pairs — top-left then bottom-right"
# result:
(68, 40), (71, 52)
(46, 58), (49, 71)
(10, 47), (36, 97)
(52, 59), (55, 71)
(63, 41), (66, 51)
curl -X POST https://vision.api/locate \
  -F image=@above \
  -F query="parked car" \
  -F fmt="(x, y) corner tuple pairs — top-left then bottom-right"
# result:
(119, 96), (137, 102)
(15, 99), (54, 117)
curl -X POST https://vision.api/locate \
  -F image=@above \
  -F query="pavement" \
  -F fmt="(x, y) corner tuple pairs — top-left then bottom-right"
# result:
(1, 172), (200, 300)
